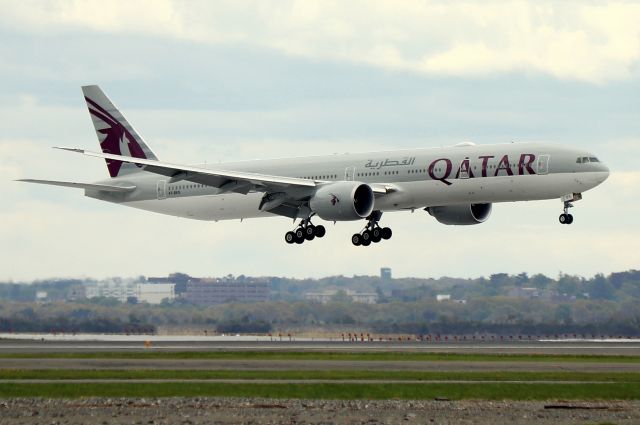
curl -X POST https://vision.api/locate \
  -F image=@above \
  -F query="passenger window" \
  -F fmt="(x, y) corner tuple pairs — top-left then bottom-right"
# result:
(589, 157), (599, 162)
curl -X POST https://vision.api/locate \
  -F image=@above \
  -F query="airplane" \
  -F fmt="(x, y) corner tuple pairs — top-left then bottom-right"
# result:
(18, 85), (610, 246)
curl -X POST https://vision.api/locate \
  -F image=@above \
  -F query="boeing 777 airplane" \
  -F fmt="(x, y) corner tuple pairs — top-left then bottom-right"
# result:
(19, 86), (610, 246)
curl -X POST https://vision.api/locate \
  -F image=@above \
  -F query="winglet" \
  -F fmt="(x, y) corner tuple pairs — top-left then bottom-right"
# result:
(54, 146), (85, 153)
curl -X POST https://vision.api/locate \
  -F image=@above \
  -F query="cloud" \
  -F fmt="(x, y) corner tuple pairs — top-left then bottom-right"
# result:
(1, 1), (639, 83)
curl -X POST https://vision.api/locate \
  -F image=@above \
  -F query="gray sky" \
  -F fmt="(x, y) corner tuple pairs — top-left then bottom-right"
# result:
(1, 1), (639, 281)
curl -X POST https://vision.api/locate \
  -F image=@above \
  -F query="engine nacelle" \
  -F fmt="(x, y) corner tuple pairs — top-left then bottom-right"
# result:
(426, 203), (492, 225)
(310, 181), (374, 221)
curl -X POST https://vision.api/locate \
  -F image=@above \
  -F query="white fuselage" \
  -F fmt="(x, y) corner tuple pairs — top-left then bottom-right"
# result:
(86, 142), (609, 222)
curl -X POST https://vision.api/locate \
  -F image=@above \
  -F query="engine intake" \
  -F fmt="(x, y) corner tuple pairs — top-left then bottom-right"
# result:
(310, 181), (374, 221)
(426, 203), (492, 225)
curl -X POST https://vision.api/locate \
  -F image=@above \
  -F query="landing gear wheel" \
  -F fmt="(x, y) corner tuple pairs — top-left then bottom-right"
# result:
(352, 211), (392, 246)
(285, 231), (296, 244)
(352, 233), (362, 246)
(285, 216), (325, 245)
(304, 225), (315, 241)
(559, 198), (577, 225)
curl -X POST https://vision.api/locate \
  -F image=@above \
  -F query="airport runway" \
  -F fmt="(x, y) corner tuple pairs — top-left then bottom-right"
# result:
(1, 338), (639, 373)
(1, 338), (640, 355)
(0, 358), (639, 372)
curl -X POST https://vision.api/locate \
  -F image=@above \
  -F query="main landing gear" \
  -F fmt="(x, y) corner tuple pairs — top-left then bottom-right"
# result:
(559, 200), (574, 225)
(352, 211), (392, 247)
(285, 218), (326, 244)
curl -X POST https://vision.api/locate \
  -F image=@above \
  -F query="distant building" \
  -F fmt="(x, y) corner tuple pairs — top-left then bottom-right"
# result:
(84, 280), (137, 303)
(380, 267), (392, 280)
(147, 273), (194, 294)
(507, 287), (557, 300)
(305, 289), (378, 304)
(184, 278), (269, 305)
(35, 291), (47, 302)
(136, 283), (175, 304)
(436, 294), (451, 302)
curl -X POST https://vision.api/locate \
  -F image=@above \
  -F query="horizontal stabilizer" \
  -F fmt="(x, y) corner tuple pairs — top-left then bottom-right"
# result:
(17, 179), (136, 193)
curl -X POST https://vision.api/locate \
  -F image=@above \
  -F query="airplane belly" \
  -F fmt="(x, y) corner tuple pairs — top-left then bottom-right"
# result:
(123, 193), (269, 221)
(379, 172), (603, 209)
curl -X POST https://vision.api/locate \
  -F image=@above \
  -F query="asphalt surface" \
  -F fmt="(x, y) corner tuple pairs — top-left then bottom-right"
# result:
(1, 338), (640, 355)
(1, 339), (639, 373)
(1, 358), (638, 372)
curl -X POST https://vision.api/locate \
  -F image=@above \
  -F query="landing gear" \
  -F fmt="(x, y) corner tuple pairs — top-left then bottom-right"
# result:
(559, 213), (573, 224)
(284, 217), (326, 244)
(559, 200), (575, 225)
(352, 211), (392, 247)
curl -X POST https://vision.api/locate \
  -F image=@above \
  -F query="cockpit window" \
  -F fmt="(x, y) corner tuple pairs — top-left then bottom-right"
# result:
(577, 156), (599, 164)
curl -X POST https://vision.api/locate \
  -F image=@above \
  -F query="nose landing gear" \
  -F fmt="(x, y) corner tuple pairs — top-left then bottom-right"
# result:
(285, 217), (326, 244)
(352, 211), (392, 247)
(559, 200), (574, 225)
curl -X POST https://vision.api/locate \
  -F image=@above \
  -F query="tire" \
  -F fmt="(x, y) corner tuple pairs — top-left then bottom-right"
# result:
(295, 235), (304, 244)
(371, 228), (382, 243)
(362, 230), (371, 242)
(566, 214), (574, 224)
(314, 225), (326, 238)
(295, 228), (305, 239)
(285, 231), (296, 244)
(559, 214), (567, 224)
(381, 227), (392, 240)
(305, 226), (315, 241)
(362, 238), (371, 246)
(351, 233), (362, 246)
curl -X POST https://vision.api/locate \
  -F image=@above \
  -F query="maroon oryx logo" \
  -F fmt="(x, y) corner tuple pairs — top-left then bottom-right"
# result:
(85, 96), (147, 177)
(330, 194), (339, 206)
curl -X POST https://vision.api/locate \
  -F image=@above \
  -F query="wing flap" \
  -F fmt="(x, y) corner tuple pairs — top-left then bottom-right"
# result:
(17, 179), (136, 193)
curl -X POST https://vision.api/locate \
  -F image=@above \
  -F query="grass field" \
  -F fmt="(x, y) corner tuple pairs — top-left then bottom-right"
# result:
(1, 369), (639, 383)
(0, 382), (638, 400)
(1, 351), (639, 362)
(2, 351), (639, 400)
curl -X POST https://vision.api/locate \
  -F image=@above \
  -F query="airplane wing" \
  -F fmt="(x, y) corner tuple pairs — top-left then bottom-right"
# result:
(54, 147), (317, 195)
(16, 179), (136, 193)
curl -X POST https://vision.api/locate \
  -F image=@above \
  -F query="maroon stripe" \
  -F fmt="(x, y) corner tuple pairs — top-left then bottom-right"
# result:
(85, 96), (118, 123)
(88, 107), (118, 129)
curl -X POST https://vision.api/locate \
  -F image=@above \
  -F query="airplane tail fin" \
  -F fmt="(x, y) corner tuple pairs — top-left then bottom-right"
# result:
(82, 85), (158, 178)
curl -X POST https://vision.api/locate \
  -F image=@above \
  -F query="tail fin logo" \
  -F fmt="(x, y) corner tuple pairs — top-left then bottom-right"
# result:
(85, 96), (147, 177)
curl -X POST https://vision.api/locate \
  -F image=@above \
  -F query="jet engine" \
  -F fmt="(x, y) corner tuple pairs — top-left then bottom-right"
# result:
(310, 181), (374, 221)
(426, 203), (492, 225)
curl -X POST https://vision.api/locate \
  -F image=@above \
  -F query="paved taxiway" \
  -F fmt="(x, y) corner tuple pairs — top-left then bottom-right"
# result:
(0, 358), (638, 372)
(1, 339), (639, 373)
(1, 338), (640, 355)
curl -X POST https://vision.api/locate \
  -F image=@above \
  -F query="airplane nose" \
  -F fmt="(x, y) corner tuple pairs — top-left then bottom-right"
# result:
(600, 163), (610, 183)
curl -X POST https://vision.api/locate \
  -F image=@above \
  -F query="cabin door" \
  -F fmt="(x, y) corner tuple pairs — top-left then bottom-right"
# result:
(157, 180), (167, 200)
(537, 155), (550, 175)
(345, 166), (356, 181)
